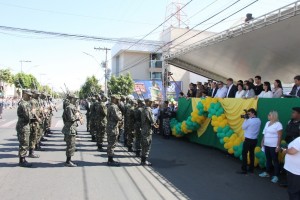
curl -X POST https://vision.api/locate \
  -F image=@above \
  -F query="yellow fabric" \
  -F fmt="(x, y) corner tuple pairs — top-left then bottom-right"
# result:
(219, 98), (258, 137)
(191, 98), (211, 137)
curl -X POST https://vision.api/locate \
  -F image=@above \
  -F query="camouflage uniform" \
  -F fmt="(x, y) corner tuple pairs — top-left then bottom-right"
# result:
(28, 96), (42, 157)
(141, 99), (155, 163)
(85, 99), (91, 132)
(126, 102), (136, 149)
(134, 100), (144, 155)
(89, 98), (96, 140)
(123, 99), (131, 145)
(107, 98), (122, 157)
(16, 99), (32, 157)
(62, 102), (78, 158)
(94, 100), (107, 149)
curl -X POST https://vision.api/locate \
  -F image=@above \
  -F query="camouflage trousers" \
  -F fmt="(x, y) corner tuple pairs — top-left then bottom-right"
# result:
(134, 124), (142, 151)
(37, 122), (44, 143)
(141, 128), (153, 158)
(107, 126), (119, 157)
(86, 116), (90, 131)
(65, 134), (76, 157)
(126, 126), (134, 147)
(29, 121), (39, 149)
(89, 119), (96, 136)
(17, 124), (30, 157)
(44, 115), (51, 131)
(96, 125), (106, 145)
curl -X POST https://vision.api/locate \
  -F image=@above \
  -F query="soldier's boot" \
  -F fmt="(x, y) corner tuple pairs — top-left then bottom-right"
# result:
(64, 157), (77, 167)
(97, 144), (104, 152)
(141, 157), (152, 166)
(28, 149), (40, 158)
(135, 150), (141, 157)
(35, 144), (45, 151)
(19, 157), (33, 168)
(91, 135), (96, 142)
(107, 156), (120, 167)
(124, 139), (128, 147)
(127, 146), (133, 152)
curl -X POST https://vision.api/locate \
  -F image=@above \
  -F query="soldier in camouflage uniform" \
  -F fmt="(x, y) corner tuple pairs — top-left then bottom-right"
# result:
(85, 97), (91, 132)
(117, 95), (125, 142)
(134, 99), (144, 157)
(16, 90), (34, 167)
(36, 92), (46, 151)
(141, 98), (155, 166)
(62, 94), (80, 167)
(94, 94), (108, 151)
(28, 90), (42, 158)
(89, 96), (97, 142)
(107, 95), (123, 166)
(126, 99), (136, 152)
(123, 96), (131, 146)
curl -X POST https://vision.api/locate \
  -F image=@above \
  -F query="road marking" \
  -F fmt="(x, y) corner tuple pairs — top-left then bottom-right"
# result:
(0, 119), (17, 128)
(0, 119), (7, 123)
(54, 120), (64, 128)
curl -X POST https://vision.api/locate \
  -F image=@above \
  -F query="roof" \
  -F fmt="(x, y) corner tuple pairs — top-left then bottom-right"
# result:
(165, 1), (300, 83)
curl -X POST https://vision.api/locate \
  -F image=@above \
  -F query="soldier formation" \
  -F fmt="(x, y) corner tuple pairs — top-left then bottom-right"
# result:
(85, 92), (158, 167)
(16, 89), (57, 167)
(16, 89), (157, 168)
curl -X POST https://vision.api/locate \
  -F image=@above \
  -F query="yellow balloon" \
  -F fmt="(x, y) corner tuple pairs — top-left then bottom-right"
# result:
(228, 148), (234, 154)
(254, 147), (261, 153)
(213, 126), (218, 132)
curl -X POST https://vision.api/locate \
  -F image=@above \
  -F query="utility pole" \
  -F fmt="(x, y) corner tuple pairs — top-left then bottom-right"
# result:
(20, 60), (31, 73)
(94, 47), (111, 96)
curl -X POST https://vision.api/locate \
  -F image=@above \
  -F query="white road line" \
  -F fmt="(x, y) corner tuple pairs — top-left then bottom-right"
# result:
(0, 119), (17, 128)
(54, 120), (64, 128)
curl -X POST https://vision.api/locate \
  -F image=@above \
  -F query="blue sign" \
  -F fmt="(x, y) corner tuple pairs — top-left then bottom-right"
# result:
(133, 80), (182, 101)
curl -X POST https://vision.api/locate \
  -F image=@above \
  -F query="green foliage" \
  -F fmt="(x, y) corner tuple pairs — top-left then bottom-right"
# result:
(14, 72), (40, 89)
(0, 68), (15, 84)
(39, 85), (52, 94)
(108, 73), (134, 96)
(79, 75), (102, 99)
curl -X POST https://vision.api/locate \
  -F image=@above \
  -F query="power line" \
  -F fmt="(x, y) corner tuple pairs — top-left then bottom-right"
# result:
(115, 0), (242, 75)
(116, 0), (258, 75)
(105, 0), (193, 63)
(172, 0), (259, 49)
(0, 25), (163, 46)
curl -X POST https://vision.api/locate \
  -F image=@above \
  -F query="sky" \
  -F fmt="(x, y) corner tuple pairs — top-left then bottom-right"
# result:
(0, 0), (296, 91)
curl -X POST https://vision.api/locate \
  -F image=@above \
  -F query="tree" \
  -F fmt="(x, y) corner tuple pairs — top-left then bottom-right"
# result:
(79, 75), (102, 99)
(0, 68), (15, 84)
(108, 73), (134, 96)
(14, 72), (40, 89)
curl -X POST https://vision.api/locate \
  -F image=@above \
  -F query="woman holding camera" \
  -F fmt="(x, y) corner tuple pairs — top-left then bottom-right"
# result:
(259, 111), (283, 183)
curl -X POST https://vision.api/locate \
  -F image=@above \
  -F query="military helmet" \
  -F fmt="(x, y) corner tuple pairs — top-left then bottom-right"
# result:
(68, 93), (78, 99)
(111, 95), (121, 100)
(22, 89), (32, 96)
(144, 98), (153, 103)
(31, 90), (41, 95)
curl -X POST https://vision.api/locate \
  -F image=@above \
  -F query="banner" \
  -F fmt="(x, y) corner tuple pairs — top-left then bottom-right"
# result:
(133, 80), (182, 101)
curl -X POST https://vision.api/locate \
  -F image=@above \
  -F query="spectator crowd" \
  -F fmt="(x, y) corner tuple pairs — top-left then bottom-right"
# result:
(184, 75), (300, 99)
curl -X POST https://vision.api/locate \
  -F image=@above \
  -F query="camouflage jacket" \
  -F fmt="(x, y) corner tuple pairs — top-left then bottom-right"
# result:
(94, 101), (107, 126)
(141, 106), (155, 130)
(62, 103), (78, 135)
(107, 103), (122, 128)
(89, 101), (97, 121)
(126, 105), (135, 128)
(30, 98), (42, 122)
(16, 99), (32, 130)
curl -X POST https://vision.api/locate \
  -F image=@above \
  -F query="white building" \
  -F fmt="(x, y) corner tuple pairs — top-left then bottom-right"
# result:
(111, 28), (217, 93)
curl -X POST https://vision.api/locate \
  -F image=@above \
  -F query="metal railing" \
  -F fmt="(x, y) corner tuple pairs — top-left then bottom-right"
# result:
(164, 0), (300, 59)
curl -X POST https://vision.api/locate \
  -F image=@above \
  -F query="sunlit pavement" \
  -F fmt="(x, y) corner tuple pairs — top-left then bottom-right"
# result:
(0, 104), (288, 200)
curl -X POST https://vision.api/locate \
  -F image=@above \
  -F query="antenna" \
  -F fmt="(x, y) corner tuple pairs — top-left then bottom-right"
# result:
(164, 0), (190, 30)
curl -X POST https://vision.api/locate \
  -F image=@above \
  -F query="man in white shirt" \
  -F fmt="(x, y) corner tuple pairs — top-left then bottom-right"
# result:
(239, 108), (261, 174)
(283, 137), (300, 199)
(215, 81), (228, 98)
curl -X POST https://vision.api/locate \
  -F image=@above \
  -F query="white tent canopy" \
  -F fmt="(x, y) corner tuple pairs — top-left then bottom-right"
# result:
(165, 1), (300, 83)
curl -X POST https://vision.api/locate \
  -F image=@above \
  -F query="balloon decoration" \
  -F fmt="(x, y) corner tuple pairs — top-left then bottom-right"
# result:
(170, 97), (267, 168)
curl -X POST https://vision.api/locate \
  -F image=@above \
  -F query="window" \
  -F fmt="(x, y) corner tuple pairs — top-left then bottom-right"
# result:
(150, 53), (163, 68)
(150, 72), (162, 80)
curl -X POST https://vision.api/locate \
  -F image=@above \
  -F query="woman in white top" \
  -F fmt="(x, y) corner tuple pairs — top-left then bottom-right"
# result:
(283, 137), (300, 200)
(259, 111), (283, 183)
(258, 81), (273, 98)
(272, 79), (283, 98)
(235, 84), (245, 98)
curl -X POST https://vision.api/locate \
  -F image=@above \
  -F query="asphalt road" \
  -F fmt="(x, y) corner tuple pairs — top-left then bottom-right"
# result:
(0, 102), (288, 200)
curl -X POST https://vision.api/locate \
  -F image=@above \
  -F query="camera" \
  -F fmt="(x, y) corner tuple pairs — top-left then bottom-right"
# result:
(240, 109), (249, 119)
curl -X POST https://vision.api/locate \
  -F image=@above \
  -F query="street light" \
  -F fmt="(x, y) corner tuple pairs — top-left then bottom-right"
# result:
(20, 60), (31, 73)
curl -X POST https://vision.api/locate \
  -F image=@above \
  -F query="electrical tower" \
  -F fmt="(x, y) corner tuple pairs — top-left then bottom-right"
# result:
(164, 0), (190, 30)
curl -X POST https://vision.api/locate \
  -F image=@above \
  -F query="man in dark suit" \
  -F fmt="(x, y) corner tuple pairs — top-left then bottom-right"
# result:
(226, 78), (238, 98)
(290, 75), (300, 97)
(209, 82), (218, 97)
